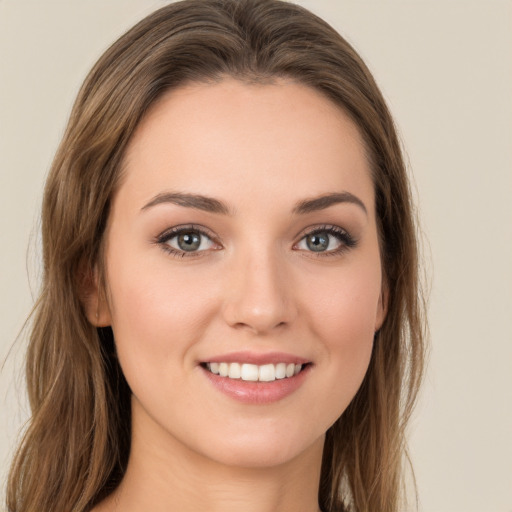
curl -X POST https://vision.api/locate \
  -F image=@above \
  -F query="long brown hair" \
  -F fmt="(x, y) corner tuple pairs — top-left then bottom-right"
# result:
(6, 1), (427, 511)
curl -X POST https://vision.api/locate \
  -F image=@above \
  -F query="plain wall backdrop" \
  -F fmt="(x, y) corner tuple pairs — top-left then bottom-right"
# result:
(1, 1), (511, 511)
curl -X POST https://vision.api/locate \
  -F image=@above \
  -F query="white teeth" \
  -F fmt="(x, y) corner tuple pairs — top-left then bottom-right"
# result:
(258, 364), (275, 382)
(241, 363), (259, 381)
(228, 362), (241, 379)
(205, 361), (304, 382)
(275, 362), (286, 379)
(219, 362), (229, 377)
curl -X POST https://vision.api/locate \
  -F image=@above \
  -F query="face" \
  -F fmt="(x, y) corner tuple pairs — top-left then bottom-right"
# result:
(93, 78), (386, 469)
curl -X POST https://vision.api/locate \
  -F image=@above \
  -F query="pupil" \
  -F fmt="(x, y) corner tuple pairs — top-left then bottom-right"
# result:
(307, 233), (329, 252)
(178, 232), (201, 251)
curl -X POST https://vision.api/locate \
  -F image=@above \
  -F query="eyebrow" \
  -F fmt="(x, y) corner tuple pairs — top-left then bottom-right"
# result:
(141, 192), (232, 215)
(141, 190), (367, 216)
(292, 192), (367, 216)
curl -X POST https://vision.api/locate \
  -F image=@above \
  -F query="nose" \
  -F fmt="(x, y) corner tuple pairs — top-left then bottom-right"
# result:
(222, 249), (297, 335)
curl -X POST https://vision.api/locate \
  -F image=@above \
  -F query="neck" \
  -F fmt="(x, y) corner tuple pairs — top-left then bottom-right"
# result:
(97, 400), (324, 512)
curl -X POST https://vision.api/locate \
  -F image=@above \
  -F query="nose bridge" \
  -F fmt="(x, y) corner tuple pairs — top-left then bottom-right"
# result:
(222, 241), (295, 334)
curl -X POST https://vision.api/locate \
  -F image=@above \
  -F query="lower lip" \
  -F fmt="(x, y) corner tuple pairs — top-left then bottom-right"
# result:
(201, 365), (311, 404)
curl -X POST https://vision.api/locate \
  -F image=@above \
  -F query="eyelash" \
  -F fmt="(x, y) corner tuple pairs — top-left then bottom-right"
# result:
(155, 224), (219, 258)
(296, 225), (358, 257)
(154, 224), (357, 259)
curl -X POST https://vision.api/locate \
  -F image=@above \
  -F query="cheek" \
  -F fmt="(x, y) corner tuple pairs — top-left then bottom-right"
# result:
(305, 258), (382, 347)
(299, 257), (382, 419)
(105, 251), (219, 380)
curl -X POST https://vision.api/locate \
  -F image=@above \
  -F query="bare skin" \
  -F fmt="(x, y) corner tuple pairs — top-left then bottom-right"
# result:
(95, 423), (323, 512)
(89, 78), (385, 512)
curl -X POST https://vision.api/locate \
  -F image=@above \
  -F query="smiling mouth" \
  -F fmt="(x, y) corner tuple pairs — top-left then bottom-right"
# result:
(201, 362), (309, 382)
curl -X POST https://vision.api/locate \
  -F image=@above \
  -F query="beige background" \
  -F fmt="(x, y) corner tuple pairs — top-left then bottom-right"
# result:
(1, 1), (511, 511)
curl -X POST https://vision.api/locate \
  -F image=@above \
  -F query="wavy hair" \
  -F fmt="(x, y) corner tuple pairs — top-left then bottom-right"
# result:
(6, 1), (427, 511)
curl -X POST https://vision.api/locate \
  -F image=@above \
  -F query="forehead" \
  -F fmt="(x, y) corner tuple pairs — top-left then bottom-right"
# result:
(118, 78), (374, 213)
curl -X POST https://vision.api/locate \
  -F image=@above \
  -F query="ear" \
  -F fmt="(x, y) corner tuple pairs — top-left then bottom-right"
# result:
(79, 263), (112, 327)
(374, 279), (389, 332)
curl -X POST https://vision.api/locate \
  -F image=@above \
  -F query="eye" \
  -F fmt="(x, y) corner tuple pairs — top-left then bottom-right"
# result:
(295, 226), (356, 255)
(156, 225), (219, 257)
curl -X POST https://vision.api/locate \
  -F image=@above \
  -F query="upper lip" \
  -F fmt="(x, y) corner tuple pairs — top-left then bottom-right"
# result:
(200, 351), (310, 366)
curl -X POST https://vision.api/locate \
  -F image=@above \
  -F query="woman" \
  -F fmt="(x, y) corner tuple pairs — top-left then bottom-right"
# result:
(6, 1), (426, 511)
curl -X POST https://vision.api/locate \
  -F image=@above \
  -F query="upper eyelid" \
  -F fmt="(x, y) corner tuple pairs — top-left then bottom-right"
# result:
(156, 223), (218, 241)
(155, 223), (353, 249)
(294, 223), (350, 240)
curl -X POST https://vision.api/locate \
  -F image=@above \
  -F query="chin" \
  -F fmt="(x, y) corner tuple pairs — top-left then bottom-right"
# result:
(188, 421), (326, 470)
